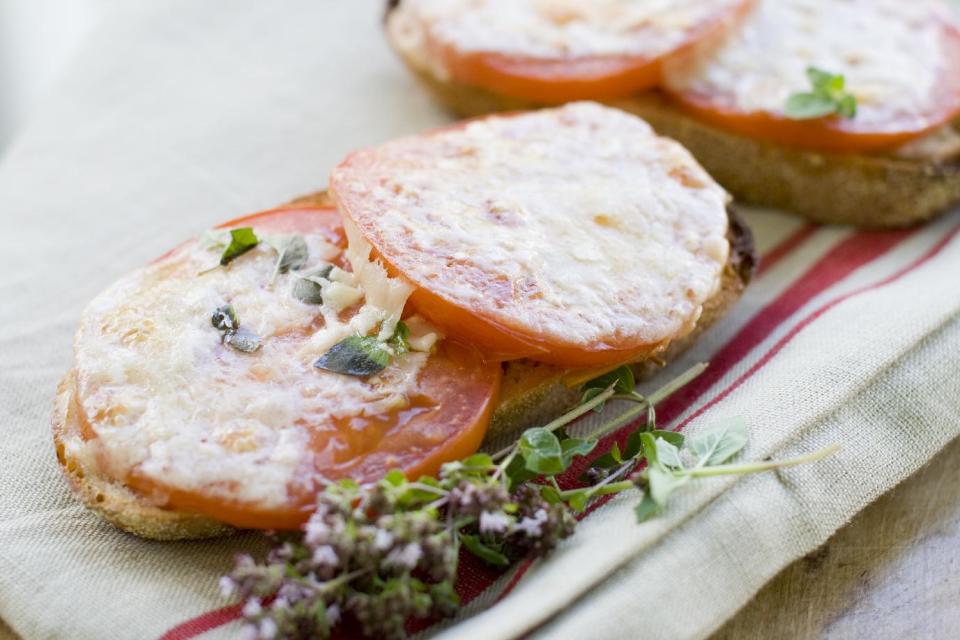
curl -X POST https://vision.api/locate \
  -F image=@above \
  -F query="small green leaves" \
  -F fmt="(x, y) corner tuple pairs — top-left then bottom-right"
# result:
(460, 534), (510, 567)
(211, 304), (261, 353)
(268, 234), (309, 285)
(654, 438), (684, 470)
(220, 227), (260, 266)
(648, 467), (690, 506)
(785, 67), (857, 120)
(293, 264), (333, 305)
(518, 428), (565, 475)
(687, 416), (749, 466)
(388, 321), (411, 356)
(315, 336), (391, 377)
(211, 305), (238, 332)
(560, 438), (596, 468)
(583, 365), (635, 395)
(224, 327), (262, 353)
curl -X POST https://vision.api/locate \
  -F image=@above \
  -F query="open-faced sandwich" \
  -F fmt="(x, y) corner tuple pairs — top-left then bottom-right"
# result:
(386, 0), (960, 227)
(53, 102), (754, 540)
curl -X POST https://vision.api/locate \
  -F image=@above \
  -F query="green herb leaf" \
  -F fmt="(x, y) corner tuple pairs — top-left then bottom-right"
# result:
(219, 227), (259, 266)
(655, 437), (684, 470)
(784, 67), (857, 120)
(651, 430), (684, 449)
(268, 234), (309, 284)
(648, 466), (690, 506)
(211, 305), (238, 332)
(687, 416), (749, 466)
(223, 327), (262, 353)
(275, 235), (308, 273)
(389, 320), (411, 356)
(505, 454), (536, 491)
(583, 365), (635, 395)
(560, 438), (597, 467)
(383, 469), (407, 487)
(623, 429), (644, 460)
(461, 453), (495, 470)
(580, 386), (608, 412)
(634, 492), (660, 523)
(565, 489), (590, 513)
(292, 264), (333, 305)
(314, 336), (391, 377)
(784, 93), (838, 119)
(639, 432), (659, 468)
(460, 534), (510, 567)
(540, 485), (562, 504)
(588, 452), (620, 470)
(518, 427), (566, 475)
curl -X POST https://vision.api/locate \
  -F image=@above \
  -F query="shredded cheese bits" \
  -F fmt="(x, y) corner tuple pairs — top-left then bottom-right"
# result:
(331, 102), (730, 364)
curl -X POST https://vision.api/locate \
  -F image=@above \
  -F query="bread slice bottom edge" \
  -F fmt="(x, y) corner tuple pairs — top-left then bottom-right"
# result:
(397, 58), (960, 229)
(52, 192), (755, 541)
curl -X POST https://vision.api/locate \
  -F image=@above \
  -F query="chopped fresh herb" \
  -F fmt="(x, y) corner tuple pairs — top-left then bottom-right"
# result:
(315, 336), (391, 377)
(785, 67), (857, 120)
(292, 264), (334, 305)
(267, 235), (309, 285)
(388, 320), (411, 355)
(219, 227), (260, 266)
(210, 304), (261, 353)
(224, 327), (262, 353)
(686, 416), (748, 466)
(211, 305), (238, 332)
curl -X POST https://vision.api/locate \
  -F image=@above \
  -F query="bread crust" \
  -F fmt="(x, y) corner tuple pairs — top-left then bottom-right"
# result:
(53, 191), (753, 541)
(387, 31), (960, 229)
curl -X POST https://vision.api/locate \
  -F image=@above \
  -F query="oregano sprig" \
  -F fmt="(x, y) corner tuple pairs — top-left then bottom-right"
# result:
(219, 362), (838, 640)
(785, 66), (857, 120)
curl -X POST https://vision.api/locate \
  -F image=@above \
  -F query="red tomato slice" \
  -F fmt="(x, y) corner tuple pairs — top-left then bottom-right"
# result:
(394, 0), (756, 104)
(665, 0), (960, 153)
(331, 103), (732, 368)
(77, 206), (501, 530)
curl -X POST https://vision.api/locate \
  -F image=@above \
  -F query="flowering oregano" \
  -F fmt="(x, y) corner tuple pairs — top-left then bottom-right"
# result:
(220, 363), (837, 639)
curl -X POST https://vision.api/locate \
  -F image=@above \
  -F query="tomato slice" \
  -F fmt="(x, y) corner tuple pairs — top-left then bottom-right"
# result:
(664, 0), (960, 153)
(76, 206), (501, 530)
(391, 0), (756, 103)
(331, 103), (731, 368)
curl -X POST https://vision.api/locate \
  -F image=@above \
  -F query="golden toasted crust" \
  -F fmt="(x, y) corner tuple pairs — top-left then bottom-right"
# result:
(53, 371), (234, 540)
(53, 191), (753, 540)
(390, 44), (960, 229)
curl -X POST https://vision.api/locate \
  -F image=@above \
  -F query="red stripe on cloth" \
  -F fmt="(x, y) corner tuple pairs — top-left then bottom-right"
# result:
(755, 224), (818, 278)
(674, 223), (960, 433)
(651, 227), (913, 431)
(493, 225), (922, 599)
(158, 604), (244, 640)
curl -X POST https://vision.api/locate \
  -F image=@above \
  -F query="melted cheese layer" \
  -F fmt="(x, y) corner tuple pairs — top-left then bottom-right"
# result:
(68, 232), (429, 509)
(388, 0), (745, 77)
(332, 102), (730, 356)
(665, 0), (955, 131)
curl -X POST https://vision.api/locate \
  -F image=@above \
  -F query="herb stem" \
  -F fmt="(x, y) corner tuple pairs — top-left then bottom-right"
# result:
(686, 443), (840, 478)
(491, 385), (617, 462)
(579, 363), (706, 442)
(408, 482), (449, 497)
(647, 362), (707, 405)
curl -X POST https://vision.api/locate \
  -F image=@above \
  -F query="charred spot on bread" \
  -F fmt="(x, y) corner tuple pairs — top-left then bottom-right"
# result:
(726, 206), (756, 285)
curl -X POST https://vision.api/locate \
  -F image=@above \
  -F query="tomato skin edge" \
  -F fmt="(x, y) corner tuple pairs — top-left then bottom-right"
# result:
(429, 0), (757, 105)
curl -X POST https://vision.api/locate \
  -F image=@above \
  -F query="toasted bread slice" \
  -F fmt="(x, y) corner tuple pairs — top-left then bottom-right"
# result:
(391, 48), (960, 229)
(53, 191), (754, 540)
